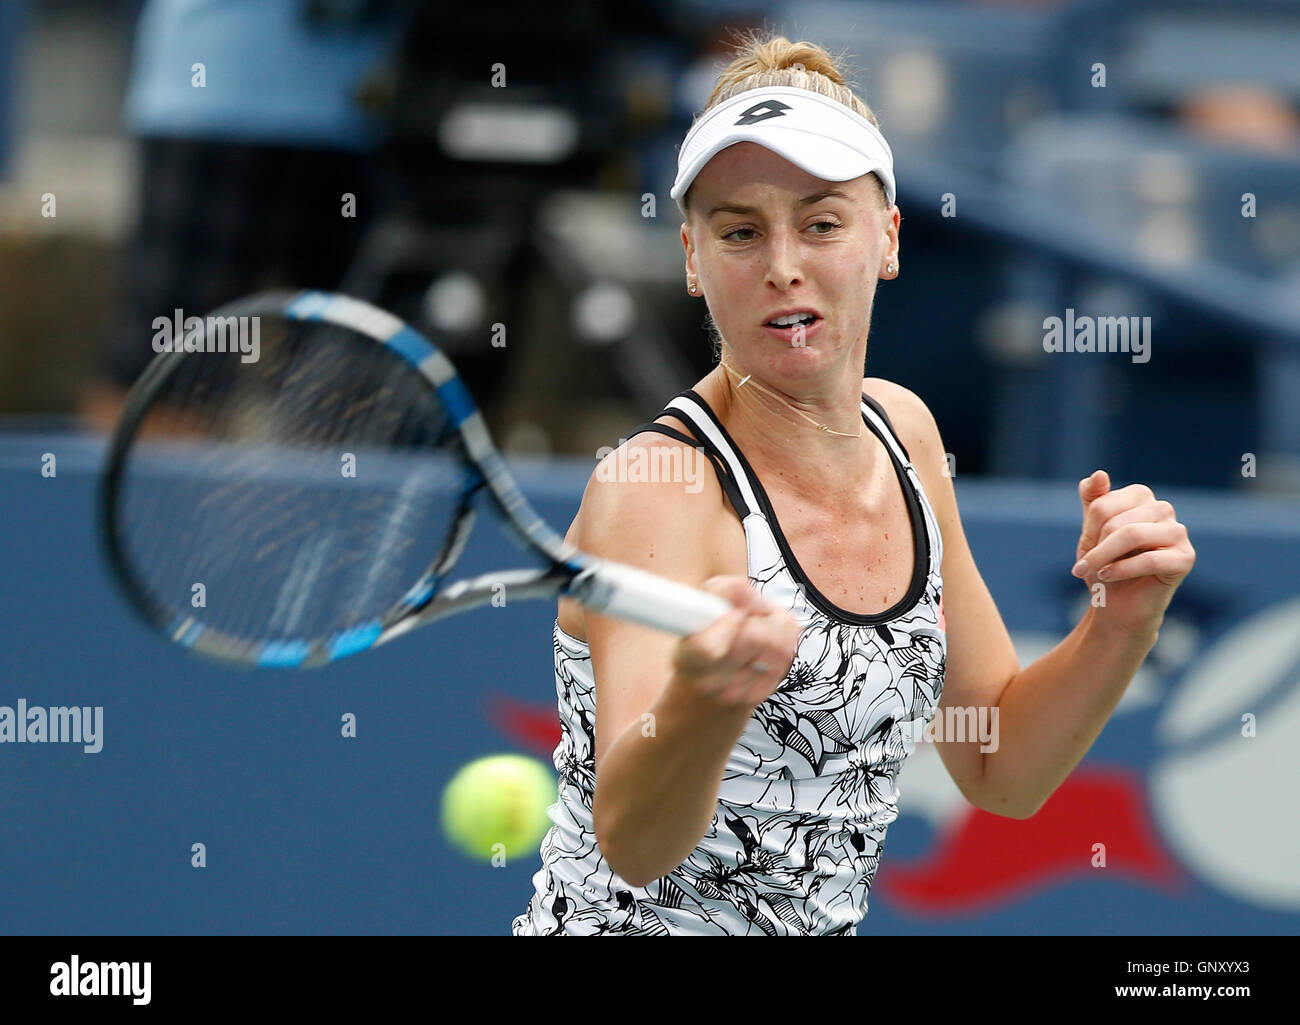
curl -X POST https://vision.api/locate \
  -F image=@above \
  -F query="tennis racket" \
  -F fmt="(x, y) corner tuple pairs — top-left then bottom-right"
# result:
(99, 290), (732, 668)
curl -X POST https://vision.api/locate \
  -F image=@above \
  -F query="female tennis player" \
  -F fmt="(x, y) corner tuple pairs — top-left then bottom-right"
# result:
(512, 34), (1195, 936)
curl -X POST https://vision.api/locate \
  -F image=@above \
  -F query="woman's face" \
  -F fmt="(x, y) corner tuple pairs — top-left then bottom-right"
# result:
(681, 142), (900, 387)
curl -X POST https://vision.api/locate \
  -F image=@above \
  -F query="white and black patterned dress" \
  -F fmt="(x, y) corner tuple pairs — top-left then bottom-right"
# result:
(512, 388), (946, 935)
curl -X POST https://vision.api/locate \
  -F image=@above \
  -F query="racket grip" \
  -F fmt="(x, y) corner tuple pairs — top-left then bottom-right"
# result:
(572, 561), (733, 637)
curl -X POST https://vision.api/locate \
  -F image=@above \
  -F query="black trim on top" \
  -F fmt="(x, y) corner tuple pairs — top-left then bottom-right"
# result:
(626, 419), (751, 519)
(859, 391), (912, 463)
(680, 388), (930, 627)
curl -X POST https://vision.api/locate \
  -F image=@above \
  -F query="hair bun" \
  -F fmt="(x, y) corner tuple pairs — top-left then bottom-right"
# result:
(758, 37), (847, 86)
(703, 32), (864, 116)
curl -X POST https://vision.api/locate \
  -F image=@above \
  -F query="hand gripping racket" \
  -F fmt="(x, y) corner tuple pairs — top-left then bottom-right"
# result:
(99, 290), (731, 668)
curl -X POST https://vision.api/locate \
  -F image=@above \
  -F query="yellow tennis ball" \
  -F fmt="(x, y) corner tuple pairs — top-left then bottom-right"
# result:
(441, 754), (556, 862)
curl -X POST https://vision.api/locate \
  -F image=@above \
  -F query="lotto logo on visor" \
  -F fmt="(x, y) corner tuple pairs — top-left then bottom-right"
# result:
(734, 99), (792, 126)
(671, 86), (898, 214)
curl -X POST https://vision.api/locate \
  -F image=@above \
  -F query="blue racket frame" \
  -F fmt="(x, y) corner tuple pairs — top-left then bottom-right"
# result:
(101, 289), (591, 669)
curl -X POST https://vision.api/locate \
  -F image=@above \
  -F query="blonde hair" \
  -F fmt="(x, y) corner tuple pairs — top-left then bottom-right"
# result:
(683, 32), (887, 212)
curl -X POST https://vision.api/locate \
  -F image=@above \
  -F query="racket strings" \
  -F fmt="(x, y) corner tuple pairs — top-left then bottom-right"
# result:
(115, 314), (472, 650)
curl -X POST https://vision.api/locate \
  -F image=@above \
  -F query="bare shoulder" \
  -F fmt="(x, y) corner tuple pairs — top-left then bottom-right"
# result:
(861, 377), (962, 563)
(558, 421), (739, 639)
(862, 377), (944, 474)
(567, 421), (732, 577)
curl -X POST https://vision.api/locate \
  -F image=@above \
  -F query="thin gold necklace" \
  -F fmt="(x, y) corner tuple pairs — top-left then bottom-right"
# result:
(718, 360), (864, 438)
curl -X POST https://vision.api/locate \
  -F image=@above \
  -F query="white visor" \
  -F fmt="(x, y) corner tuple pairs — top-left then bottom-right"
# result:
(670, 85), (896, 216)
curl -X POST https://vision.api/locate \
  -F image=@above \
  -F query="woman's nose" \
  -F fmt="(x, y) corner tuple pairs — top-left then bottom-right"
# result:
(764, 229), (802, 289)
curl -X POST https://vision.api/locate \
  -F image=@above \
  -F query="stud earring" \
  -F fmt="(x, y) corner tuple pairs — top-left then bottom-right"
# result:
(887, 263), (896, 275)
(688, 282), (698, 294)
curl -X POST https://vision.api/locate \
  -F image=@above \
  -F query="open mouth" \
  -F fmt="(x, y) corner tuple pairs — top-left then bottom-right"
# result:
(765, 312), (819, 329)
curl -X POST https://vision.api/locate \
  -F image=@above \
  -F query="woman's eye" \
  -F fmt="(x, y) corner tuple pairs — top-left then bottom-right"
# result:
(721, 222), (837, 241)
